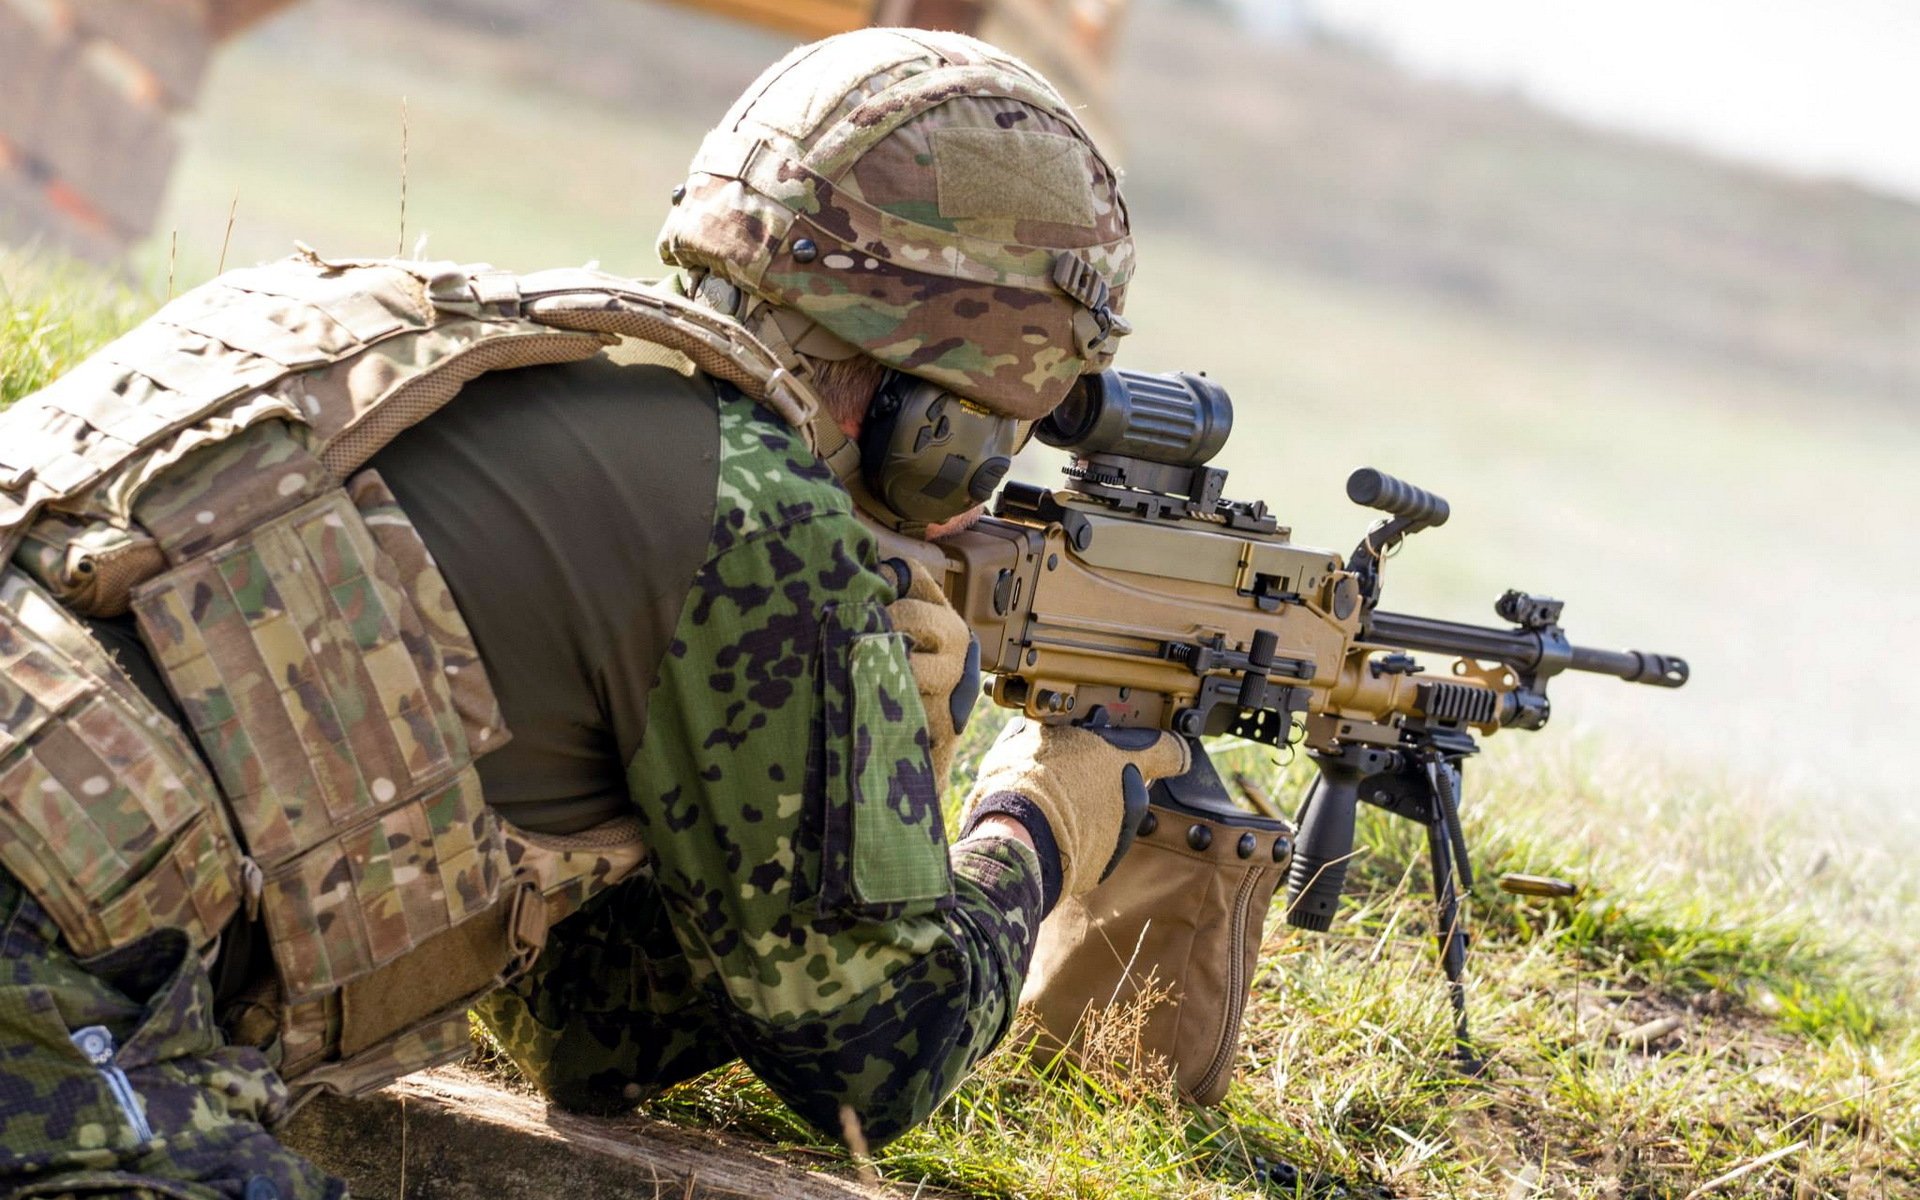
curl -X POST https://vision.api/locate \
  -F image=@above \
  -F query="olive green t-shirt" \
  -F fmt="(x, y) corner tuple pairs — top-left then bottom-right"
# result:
(368, 354), (719, 834)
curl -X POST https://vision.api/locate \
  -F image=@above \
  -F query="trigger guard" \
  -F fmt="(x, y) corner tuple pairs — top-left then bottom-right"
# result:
(1100, 763), (1151, 882)
(950, 636), (981, 734)
(1092, 726), (1163, 752)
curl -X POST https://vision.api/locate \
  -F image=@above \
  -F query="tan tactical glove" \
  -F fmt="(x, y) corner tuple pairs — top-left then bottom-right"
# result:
(961, 719), (1190, 903)
(884, 559), (978, 789)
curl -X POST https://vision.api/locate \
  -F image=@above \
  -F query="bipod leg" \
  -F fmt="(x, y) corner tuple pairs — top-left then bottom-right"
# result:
(1423, 756), (1485, 1076)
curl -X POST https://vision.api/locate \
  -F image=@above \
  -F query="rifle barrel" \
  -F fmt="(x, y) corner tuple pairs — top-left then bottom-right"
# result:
(1566, 644), (1690, 687)
(1366, 611), (1688, 688)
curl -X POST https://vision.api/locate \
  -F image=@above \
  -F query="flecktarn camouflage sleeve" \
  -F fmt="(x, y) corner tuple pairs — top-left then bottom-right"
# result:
(623, 401), (1046, 1145)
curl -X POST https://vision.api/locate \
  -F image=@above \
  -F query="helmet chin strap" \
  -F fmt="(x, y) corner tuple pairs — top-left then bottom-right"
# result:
(687, 272), (926, 536)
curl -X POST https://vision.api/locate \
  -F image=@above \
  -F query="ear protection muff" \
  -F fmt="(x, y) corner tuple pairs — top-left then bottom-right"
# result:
(860, 371), (1025, 527)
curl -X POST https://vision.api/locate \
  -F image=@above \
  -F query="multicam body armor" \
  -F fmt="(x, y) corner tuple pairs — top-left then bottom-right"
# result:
(0, 251), (825, 1099)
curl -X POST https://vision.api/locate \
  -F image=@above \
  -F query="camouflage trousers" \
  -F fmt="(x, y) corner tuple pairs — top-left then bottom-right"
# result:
(0, 871), (344, 1200)
(0, 869), (736, 1200)
(0, 861), (722, 1200)
(468, 871), (734, 1118)
(471, 839), (1044, 1150)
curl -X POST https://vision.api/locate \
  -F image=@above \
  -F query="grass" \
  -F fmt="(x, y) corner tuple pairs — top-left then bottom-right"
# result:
(447, 709), (1920, 1197)
(0, 248), (146, 408)
(546, 717), (1918, 1198)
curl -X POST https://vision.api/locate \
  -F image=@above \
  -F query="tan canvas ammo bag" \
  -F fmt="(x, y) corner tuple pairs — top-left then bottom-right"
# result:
(0, 251), (825, 1097)
(1021, 799), (1293, 1106)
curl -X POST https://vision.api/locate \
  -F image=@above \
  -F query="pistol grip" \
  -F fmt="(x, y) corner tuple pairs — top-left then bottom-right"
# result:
(1285, 765), (1362, 932)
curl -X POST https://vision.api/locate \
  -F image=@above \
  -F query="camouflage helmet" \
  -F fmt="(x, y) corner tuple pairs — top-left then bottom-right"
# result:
(657, 28), (1133, 421)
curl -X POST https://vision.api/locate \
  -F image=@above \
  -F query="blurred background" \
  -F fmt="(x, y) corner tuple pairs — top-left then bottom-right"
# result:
(3, 0), (1916, 828)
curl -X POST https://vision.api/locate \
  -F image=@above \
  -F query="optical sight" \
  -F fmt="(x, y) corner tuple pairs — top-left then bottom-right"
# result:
(1021, 368), (1273, 530)
(1037, 369), (1233, 468)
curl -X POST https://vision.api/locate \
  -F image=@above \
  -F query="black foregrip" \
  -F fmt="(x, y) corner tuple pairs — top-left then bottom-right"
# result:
(1346, 468), (1451, 528)
(1286, 766), (1362, 932)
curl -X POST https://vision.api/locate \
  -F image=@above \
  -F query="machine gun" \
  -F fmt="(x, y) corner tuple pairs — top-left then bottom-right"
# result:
(889, 368), (1689, 1062)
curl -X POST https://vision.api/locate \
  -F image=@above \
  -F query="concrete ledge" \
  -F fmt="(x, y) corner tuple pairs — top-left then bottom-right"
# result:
(282, 1068), (907, 1200)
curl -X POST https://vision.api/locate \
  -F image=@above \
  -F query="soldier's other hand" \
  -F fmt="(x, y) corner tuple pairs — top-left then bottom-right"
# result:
(885, 558), (979, 789)
(961, 719), (1190, 907)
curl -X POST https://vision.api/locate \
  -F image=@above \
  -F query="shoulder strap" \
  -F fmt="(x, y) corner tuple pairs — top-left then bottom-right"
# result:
(514, 267), (824, 443)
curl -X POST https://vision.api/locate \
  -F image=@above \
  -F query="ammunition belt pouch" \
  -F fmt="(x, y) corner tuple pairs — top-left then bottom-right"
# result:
(0, 566), (241, 957)
(1020, 800), (1293, 1106)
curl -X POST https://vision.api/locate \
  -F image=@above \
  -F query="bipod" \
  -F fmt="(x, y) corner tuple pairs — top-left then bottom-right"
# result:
(1420, 750), (1484, 1076)
(1357, 743), (1485, 1074)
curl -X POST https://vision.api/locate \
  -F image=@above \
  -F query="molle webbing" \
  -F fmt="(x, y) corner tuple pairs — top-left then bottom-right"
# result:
(129, 448), (526, 1085)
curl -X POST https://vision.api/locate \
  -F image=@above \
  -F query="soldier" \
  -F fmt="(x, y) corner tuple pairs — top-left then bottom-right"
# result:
(0, 27), (1183, 1200)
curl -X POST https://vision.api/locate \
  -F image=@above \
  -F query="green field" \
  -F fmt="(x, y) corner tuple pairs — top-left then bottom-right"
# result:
(6, 0), (1919, 1193)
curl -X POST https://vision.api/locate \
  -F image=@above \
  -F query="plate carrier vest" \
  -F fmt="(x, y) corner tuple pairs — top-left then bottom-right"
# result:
(0, 251), (826, 1101)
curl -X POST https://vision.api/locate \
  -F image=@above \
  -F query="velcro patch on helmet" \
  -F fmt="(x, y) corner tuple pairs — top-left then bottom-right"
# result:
(932, 128), (1099, 228)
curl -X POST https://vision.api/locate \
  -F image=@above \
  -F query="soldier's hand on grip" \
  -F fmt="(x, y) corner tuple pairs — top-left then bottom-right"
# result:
(885, 558), (980, 788)
(962, 719), (1190, 903)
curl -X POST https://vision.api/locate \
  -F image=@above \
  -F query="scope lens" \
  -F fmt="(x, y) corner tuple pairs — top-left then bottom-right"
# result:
(1036, 373), (1107, 448)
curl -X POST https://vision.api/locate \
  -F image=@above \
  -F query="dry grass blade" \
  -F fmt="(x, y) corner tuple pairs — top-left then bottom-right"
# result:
(1683, 1140), (1809, 1199)
(397, 95), (409, 258)
(1233, 771), (1285, 820)
(216, 191), (238, 275)
(1614, 1014), (1686, 1048)
(837, 1106), (877, 1186)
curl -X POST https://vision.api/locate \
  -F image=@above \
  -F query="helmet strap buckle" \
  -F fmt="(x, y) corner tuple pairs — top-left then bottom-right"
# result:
(1053, 252), (1131, 359)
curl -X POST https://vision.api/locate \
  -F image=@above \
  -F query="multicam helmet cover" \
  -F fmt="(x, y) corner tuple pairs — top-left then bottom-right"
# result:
(658, 27), (1133, 421)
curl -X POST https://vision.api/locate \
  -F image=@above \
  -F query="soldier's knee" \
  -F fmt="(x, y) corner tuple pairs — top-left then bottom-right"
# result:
(471, 982), (736, 1116)
(0, 903), (342, 1200)
(747, 1048), (950, 1149)
(830, 1080), (944, 1149)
